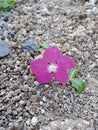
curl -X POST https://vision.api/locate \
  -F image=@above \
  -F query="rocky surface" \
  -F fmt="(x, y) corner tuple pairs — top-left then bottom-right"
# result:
(0, 0), (98, 129)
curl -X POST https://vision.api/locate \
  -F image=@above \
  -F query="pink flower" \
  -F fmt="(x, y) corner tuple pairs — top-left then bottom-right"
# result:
(30, 46), (75, 84)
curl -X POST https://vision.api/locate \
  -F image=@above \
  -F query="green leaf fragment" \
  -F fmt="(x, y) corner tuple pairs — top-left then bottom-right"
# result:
(0, 0), (16, 11)
(55, 43), (61, 48)
(70, 78), (86, 93)
(40, 43), (61, 49)
(69, 68), (80, 80)
(35, 54), (42, 59)
(40, 43), (50, 49)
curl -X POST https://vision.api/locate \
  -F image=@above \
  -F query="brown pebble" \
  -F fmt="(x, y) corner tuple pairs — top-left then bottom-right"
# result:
(31, 105), (38, 113)
(89, 56), (96, 61)
(19, 100), (26, 106)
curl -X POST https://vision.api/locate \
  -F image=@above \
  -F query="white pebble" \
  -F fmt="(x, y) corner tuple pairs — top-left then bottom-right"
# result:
(39, 101), (43, 105)
(16, 60), (20, 65)
(89, 0), (96, 5)
(26, 119), (31, 126)
(31, 117), (38, 126)
(34, 81), (39, 86)
(23, 6), (32, 14)
(41, 109), (45, 114)
(43, 96), (46, 102)
(23, 75), (28, 80)
(92, 7), (98, 14)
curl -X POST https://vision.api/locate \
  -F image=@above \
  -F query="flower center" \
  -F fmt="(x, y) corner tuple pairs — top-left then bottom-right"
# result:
(48, 64), (58, 73)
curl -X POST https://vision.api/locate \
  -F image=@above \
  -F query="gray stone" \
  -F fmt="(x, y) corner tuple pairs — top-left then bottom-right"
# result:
(37, 84), (44, 89)
(21, 39), (39, 53)
(0, 21), (5, 28)
(0, 127), (5, 130)
(0, 40), (11, 57)
(7, 30), (15, 37)
(12, 110), (18, 116)
(89, 0), (97, 4)
(34, 0), (38, 4)
(41, 119), (90, 130)
(3, 15), (9, 22)
(86, 9), (93, 20)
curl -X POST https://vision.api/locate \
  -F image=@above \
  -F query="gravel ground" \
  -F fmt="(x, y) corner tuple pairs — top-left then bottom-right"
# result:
(0, 0), (98, 130)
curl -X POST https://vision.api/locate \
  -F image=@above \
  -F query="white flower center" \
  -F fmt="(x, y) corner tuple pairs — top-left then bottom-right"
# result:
(48, 64), (58, 73)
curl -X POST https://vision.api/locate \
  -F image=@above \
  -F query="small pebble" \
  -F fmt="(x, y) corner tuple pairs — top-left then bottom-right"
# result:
(37, 84), (44, 89)
(26, 119), (31, 126)
(12, 110), (18, 116)
(32, 91), (37, 95)
(16, 60), (20, 66)
(19, 100), (26, 106)
(31, 117), (38, 126)
(41, 109), (45, 114)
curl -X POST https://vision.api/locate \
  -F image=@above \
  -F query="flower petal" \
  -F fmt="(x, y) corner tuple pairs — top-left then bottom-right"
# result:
(37, 72), (52, 84)
(54, 67), (68, 83)
(43, 46), (62, 63)
(30, 58), (52, 83)
(58, 55), (75, 71)
(30, 58), (48, 76)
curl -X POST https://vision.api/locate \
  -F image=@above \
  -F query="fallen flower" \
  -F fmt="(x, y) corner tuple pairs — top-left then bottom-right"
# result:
(30, 46), (75, 84)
